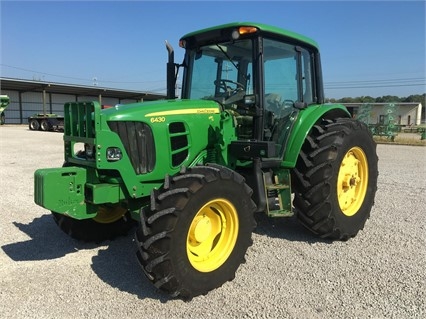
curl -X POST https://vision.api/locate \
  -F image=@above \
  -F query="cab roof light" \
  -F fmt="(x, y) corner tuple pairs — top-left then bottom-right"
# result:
(238, 26), (258, 35)
(232, 26), (258, 40)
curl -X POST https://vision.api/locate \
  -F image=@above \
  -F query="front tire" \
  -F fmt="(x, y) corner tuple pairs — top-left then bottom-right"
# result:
(52, 205), (136, 243)
(292, 118), (378, 240)
(135, 164), (256, 300)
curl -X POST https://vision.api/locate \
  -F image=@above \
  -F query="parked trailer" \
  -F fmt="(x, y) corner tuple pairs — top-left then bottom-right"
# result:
(28, 105), (113, 131)
(28, 114), (64, 131)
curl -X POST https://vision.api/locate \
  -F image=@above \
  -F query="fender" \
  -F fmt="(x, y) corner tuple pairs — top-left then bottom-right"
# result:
(281, 104), (350, 168)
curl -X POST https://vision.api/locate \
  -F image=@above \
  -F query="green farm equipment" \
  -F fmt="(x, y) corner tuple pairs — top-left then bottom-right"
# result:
(34, 22), (378, 299)
(356, 103), (399, 141)
(1, 95), (10, 125)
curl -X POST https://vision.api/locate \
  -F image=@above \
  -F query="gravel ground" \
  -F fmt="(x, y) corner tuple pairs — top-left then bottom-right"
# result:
(1, 125), (425, 319)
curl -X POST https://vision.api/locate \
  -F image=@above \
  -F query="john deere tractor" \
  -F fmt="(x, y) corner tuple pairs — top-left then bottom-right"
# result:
(34, 22), (378, 299)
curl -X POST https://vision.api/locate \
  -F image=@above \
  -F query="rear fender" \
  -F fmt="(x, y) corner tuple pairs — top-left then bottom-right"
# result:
(282, 104), (350, 168)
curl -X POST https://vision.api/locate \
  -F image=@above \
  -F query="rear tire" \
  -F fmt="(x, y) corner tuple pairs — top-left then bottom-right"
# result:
(29, 119), (40, 130)
(40, 119), (51, 131)
(292, 118), (378, 240)
(135, 164), (256, 300)
(0, 112), (5, 125)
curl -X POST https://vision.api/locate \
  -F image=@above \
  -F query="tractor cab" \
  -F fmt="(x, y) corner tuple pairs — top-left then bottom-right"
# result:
(170, 23), (323, 158)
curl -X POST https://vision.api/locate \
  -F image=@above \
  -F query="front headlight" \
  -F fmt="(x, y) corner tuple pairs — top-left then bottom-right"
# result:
(106, 147), (123, 162)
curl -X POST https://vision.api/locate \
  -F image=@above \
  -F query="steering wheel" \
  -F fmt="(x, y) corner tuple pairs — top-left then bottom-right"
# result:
(215, 79), (245, 93)
(215, 79), (245, 105)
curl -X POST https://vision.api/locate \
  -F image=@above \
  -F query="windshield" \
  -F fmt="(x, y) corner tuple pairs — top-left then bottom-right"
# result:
(183, 39), (254, 108)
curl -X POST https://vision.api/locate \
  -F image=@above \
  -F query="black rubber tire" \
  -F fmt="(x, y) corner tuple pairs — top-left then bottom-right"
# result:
(292, 118), (378, 240)
(52, 210), (136, 242)
(29, 119), (40, 130)
(40, 119), (51, 131)
(135, 164), (256, 300)
(0, 113), (5, 125)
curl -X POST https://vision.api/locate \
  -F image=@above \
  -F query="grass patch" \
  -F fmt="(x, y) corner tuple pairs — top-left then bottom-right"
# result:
(373, 133), (426, 146)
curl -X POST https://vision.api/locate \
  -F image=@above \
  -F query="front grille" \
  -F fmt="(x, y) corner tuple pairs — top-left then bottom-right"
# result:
(64, 102), (96, 138)
(169, 122), (189, 167)
(108, 121), (155, 174)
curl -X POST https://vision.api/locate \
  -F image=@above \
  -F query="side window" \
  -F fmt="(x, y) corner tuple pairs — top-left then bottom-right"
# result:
(264, 41), (298, 104)
(263, 39), (315, 107)
(263, 39), (315, 156)
(190, 54), (218, 100)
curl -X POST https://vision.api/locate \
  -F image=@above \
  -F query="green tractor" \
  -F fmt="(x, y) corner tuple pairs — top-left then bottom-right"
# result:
(34, 22), (378, 299)
(1, 95), (10, 125)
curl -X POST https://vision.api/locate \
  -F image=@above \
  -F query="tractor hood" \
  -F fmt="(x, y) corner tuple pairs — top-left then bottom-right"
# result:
(101, 99), (222, 122)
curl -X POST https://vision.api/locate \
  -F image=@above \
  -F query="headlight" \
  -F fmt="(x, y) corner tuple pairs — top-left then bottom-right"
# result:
(106, 147), (123, 161)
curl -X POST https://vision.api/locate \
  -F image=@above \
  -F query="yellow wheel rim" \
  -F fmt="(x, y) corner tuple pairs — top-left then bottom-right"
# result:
(186, 198), (239, 272)
(337, 147), (369, 216)
(93, 205), (127, 224)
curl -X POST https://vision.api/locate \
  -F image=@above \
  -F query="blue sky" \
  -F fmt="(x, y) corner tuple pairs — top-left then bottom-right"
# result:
(1, 0), (425, 99)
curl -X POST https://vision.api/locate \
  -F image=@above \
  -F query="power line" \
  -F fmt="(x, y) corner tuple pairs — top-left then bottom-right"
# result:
(0, 64), (165, 85)
(2, 63), (425, 91)
(324, 77), (425, 90)
(326, 83), (426, 90)
(325, 77), (424, 85)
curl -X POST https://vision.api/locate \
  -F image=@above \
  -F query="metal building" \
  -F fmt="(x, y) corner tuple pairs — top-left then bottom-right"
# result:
(1, 77), (423, 127)
(342, 102), (423, 126)
(0, 77), (166, 124)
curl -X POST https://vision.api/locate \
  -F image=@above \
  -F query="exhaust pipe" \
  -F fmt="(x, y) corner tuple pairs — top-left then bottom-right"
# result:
(166, 41), (176, 99)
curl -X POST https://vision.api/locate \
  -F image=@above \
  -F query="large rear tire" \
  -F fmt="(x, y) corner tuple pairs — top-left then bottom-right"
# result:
(135, 164), (256, 300)
(292, 118), (378, 240)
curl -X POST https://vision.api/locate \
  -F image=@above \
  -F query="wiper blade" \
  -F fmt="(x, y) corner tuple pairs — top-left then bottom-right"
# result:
(216, 44), (239, 71)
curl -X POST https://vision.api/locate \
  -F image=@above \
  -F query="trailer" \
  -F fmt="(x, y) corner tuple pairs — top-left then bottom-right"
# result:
(28, 105), (113, 131)
(28, 113), (64, 131)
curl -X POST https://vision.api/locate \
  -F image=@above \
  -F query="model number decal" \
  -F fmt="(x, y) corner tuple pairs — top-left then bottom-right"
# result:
(150, 116), (166, 123)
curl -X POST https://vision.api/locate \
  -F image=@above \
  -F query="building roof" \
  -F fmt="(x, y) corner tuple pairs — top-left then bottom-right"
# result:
(0, 77), (166, 101)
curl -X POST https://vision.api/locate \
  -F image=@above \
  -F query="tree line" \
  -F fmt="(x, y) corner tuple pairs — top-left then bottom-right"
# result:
(327, 93), (425, 104)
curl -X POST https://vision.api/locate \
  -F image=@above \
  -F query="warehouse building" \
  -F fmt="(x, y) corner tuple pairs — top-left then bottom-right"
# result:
(342, 102), (423, 126)
(1, 77), (423, 127)
(0, 77), (166, 124)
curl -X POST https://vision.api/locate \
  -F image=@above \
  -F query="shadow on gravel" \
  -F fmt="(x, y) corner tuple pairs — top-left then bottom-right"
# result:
(90, 234), (173, 302)
(2, 214), (172, 301)
(2, 211), (329, 301)
(1, 214), (98, 261)
(253, 213), (332, 244)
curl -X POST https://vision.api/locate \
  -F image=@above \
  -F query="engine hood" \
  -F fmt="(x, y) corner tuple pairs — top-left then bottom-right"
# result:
(101, 99), (222, 122)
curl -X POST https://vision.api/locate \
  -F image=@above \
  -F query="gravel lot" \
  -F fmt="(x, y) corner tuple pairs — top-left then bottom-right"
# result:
(1, 125), (425, 319)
